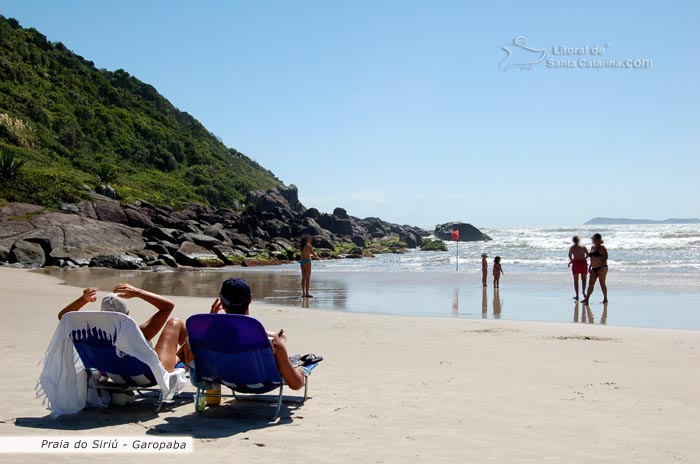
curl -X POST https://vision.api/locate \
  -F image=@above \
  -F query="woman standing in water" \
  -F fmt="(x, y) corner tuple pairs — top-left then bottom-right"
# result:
(582, 233), (608, 304)
(299, 234), (319, 298)
(568, 236), (589, 300)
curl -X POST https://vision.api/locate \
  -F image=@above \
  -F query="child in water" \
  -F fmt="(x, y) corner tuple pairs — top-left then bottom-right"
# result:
(493, 256), (504, 288)
(299, 234), (319, 298)
(481, 253), (488, 287)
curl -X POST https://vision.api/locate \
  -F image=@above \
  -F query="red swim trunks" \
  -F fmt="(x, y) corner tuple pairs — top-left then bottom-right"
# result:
(572, 259), (588, 275)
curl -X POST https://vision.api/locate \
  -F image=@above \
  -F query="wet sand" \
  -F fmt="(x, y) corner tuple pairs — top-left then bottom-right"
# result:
(2, 267), (699, 463)
(38, 266), (700, 329)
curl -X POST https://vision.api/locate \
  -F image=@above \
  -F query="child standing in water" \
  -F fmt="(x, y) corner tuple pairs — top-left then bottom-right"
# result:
(299, 234), (319, 298)
(493, 256), (504, 288)
(481, 253), (488, 287)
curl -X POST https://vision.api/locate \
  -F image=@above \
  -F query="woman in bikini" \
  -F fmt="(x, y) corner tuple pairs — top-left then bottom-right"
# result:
(581, 233), (608, 304)
(299, 234), (319, 298)
(568, 236), (589, 300)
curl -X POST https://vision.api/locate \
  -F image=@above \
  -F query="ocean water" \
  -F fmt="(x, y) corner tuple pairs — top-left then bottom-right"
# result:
(39, 224), (700, 329)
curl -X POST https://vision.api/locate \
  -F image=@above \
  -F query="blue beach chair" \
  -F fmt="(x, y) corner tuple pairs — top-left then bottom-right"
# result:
(66, 312), (166, 411)
(186, 313), (318, 420)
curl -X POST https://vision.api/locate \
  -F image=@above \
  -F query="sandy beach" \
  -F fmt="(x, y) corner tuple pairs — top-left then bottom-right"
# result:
(1, 266), (699, 463)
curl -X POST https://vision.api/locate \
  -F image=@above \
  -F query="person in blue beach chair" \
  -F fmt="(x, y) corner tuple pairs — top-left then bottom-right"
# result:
(208, 278), (309, 390)
(57, 283), (187, 373)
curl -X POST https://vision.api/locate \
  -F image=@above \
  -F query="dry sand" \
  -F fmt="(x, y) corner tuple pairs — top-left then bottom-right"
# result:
(0, 267), (698, 463)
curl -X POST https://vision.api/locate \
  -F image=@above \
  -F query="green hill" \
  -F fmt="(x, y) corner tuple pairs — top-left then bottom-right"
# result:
(0, 15), (280, 208)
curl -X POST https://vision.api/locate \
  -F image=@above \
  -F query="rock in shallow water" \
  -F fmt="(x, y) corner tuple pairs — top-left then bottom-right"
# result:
(89, 254), (142, 269)
(173, 241), (224, 267)
(434, 222), (491, 242)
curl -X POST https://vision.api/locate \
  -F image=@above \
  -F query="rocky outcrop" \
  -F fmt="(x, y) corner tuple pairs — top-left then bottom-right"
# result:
(0, 184), (436, 269)
(0, 206), (145, 267)
(434, 222), (491, 242)
(9, 240), (45, 267)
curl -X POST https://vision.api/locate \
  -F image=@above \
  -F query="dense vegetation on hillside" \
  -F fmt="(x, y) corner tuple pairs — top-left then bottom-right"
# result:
(0, 15), (280, 208)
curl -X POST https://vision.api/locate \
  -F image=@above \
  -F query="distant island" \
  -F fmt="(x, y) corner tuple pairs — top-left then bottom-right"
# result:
(585, 217), (700, 225)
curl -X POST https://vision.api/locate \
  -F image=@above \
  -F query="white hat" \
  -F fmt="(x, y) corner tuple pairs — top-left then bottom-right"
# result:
(101, 293), (129, 314)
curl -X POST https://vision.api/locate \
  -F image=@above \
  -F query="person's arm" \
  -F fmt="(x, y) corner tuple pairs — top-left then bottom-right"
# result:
(58, 287), (98, 320)
(113, 283), (175, 341)
(270, 331), (305, 390)
(600, 246), (608, 262)
(584, 247), (589, 259)
(311, 246), (320, 260)
(568, 247), (574, 266)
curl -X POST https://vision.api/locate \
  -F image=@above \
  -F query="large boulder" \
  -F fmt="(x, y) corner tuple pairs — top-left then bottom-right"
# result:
(0, 244), (9, 263)
(229, 233), (253, 249)
(9, 240), (45, 267)
(434, 222), (491, 242)
(93, 201), (128, 224)
(0, 208), (146, 266)
(313, 235), (335, 249)
(0, 203), (44, 221)
(304, 218), (325, 236)
(124, 207), (154, 229)
(333, 207), (348, 219)
(173, 241), (224, 267)
(144, 227), (179, 243)
(351, 235), (367, 248)
(213, 245), (245, 265)
(181, 233), (223, 250)
(264, 219), (292, 239)
(89, 254), (142, 269)
(330, 218), (353, 236)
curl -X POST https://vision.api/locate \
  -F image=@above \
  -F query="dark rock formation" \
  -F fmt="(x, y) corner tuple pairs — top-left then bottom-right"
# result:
(0, 184), (435, 269)
(89, 254), (142, 269)
(9, 240), (45, 267)
(434, 222), (491, 242)
(173, 241), (224, 267)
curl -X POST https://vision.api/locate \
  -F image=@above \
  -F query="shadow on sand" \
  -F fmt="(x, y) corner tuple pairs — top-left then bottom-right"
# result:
(15, 393), (306, 438)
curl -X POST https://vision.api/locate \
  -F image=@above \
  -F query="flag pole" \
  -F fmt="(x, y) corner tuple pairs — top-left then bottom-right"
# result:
(456, 239), (459, 272)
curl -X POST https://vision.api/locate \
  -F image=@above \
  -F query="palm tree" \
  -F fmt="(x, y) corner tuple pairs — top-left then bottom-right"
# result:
(0, 150), (27, 183)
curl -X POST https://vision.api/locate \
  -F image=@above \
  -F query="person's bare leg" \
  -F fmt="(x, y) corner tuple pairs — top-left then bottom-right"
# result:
(573, 274), (579, 300)
(305, 265), (313, 297)
(598, 268), (609, 303)
(581, 274), (587, 298)
(154, 317), (187, 372)
(582, 273), (597, 304)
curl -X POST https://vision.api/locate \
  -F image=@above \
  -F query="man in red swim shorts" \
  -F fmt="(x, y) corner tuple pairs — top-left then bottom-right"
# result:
(568, 236), (589, 301)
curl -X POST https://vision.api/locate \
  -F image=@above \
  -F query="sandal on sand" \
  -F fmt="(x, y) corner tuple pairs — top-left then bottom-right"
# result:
(300, 354), (323, 367)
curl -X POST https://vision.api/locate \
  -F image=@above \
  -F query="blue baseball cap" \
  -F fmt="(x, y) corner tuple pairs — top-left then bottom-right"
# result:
(220, 277), (251, 310)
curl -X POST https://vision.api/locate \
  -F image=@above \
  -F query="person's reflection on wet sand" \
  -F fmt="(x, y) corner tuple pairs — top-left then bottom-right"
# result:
(301, 297), (310, 309)
(581, 303), (595, 324)
(574, 301), (607, 325)
(481, 287), (488, 319)
(493, 289), (502, 319)
(600, 302), (608, 325)
(452, 287), (459, 315)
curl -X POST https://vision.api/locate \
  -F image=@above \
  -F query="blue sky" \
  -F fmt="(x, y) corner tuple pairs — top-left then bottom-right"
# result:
(2, 1), (698, 227)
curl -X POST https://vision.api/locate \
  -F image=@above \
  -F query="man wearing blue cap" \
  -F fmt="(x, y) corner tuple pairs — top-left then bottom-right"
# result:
(209, 277), (306, 390)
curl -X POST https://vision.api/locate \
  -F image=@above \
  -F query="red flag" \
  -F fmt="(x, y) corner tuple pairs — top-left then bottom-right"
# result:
(451, 229), (459, 241)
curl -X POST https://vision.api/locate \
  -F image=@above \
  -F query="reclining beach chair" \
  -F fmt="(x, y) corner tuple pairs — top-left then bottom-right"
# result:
(186, 313), (318, 420)
(43, 312), (185, 415)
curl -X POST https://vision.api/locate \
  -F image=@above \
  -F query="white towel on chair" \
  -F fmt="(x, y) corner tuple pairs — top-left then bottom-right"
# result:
(37, 311), (185, 418)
